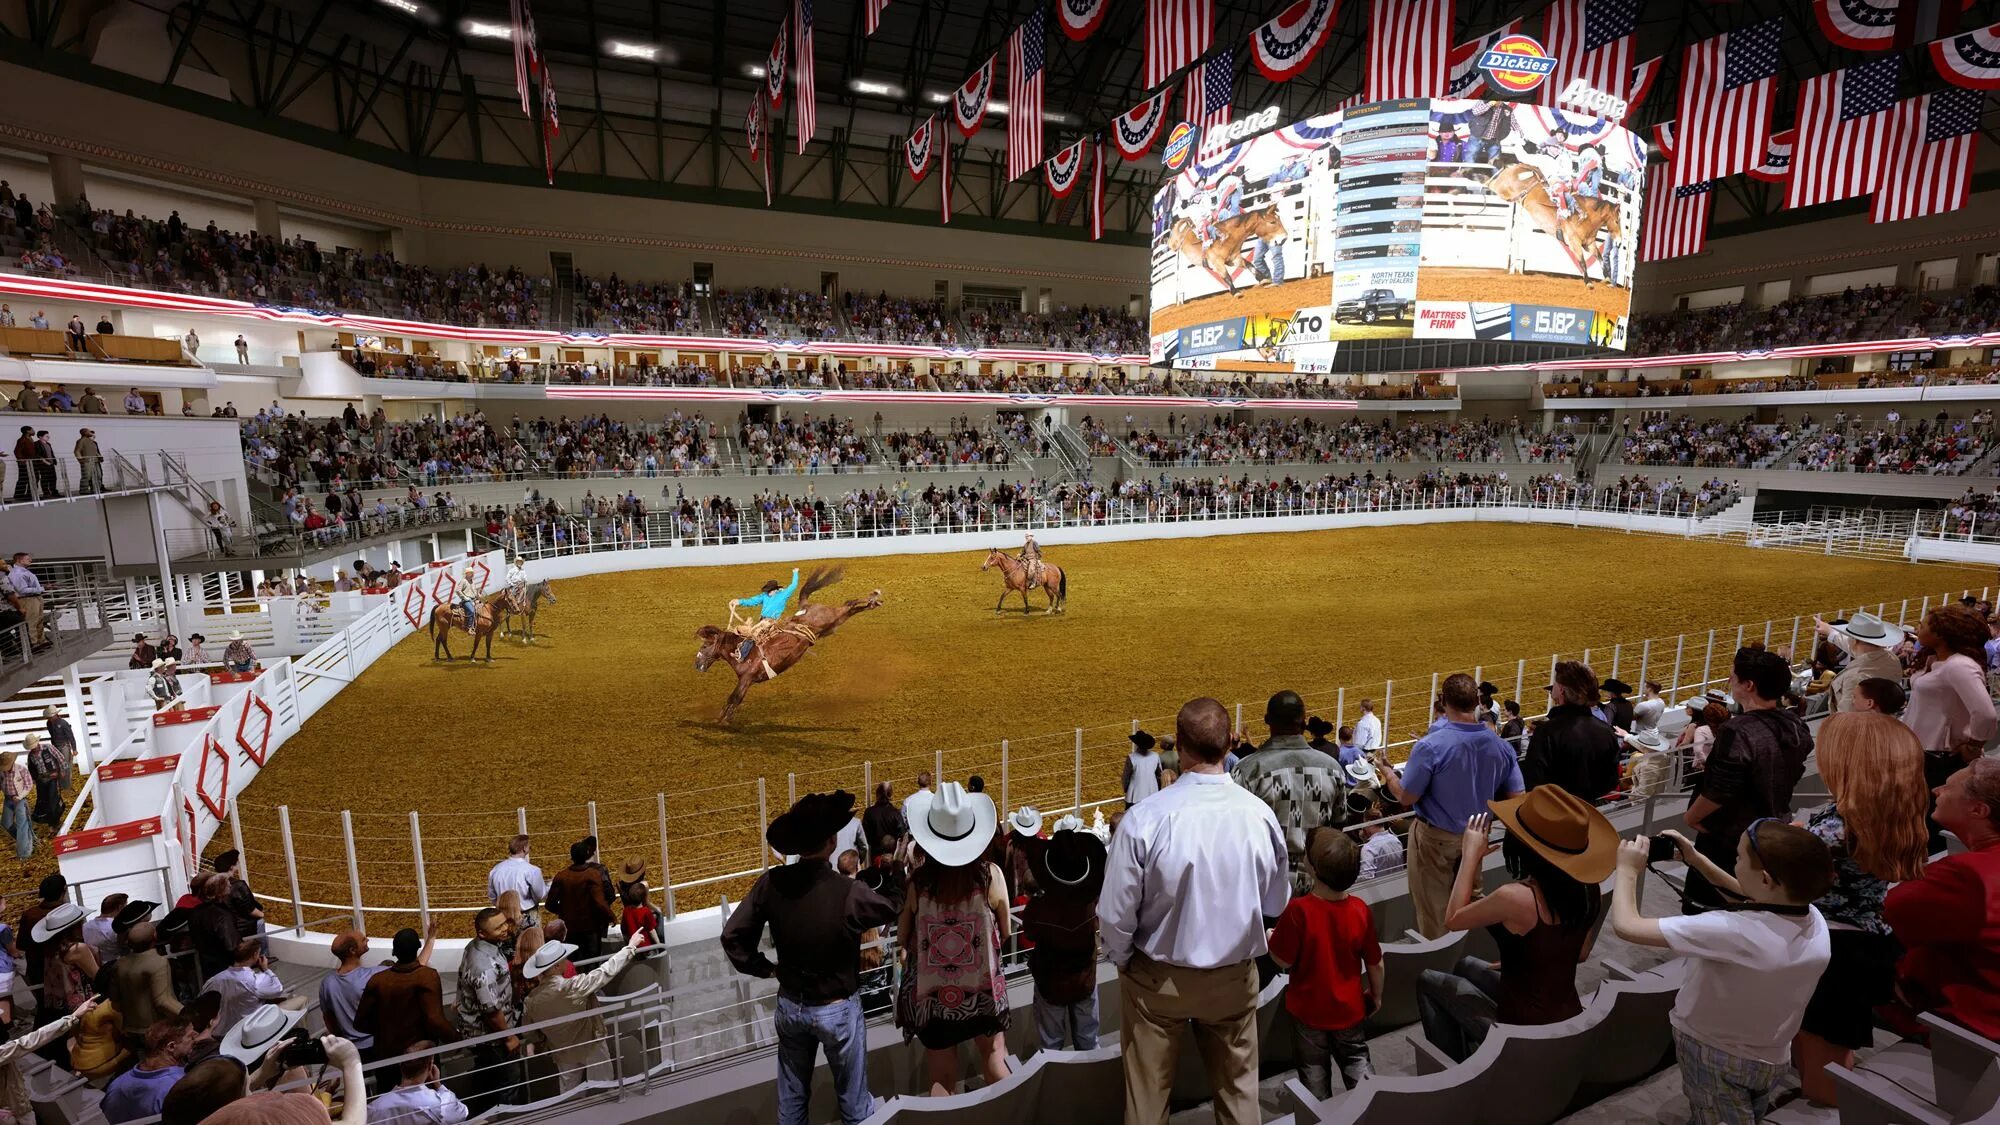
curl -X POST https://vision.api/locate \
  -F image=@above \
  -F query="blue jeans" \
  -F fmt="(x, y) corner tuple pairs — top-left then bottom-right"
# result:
(1, 796), (31, 858)
(774, 993), (872, 1125)
(1033, 985), (1099, 1050)
(1416, 955), (1502, 1063)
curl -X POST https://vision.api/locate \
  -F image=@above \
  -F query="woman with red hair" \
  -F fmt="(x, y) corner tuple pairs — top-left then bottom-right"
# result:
(1792, 711), (1931, 1106)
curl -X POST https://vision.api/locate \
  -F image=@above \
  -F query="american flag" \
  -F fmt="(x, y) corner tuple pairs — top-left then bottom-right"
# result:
(1543, 0), (1643, 103)
(864, 0), (891, 36)
(941, 130), (953, 224)
(1090, 137), (1106, 240)
(1749, 128), (1795, 182)
(1641, 163), (1714, 262)
(794, 0), (816, 153)
(1670, 18), (1784, 187)
(1786, 56), (1900, 209)
(1007, 8), (1046, 182)
(1184, 47), (1233, 133)
(1366, 0), (1454, 103)
(1872, 87), (1983, 222)
(509, 0), (538, 116)
(1146, 0), (1213, 88)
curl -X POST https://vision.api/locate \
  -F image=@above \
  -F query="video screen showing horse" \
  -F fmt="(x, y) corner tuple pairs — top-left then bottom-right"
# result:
(1413, 100), (1644, 349)
(1147, 98), (1645, 369)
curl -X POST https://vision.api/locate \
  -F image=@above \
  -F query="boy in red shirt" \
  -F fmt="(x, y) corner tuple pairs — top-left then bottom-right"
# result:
(1269, 828), (1383, 1098)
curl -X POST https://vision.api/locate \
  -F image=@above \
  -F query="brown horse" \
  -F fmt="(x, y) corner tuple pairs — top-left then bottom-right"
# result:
(499, 580), (559, 644)
(694, 587), (884, 723)
(1478, 164), (1623, 285)
(430, 596), (502, 662)
(1166, 206), (1288, 297)
(983, 549), (1067, 615)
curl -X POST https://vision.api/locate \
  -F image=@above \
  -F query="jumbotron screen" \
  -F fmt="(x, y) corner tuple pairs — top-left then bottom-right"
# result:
(1148, 98), (1645, 372)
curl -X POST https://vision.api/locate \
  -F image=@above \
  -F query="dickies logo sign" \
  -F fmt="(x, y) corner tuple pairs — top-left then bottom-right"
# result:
(1479, 34), (1557, 94)
(1162, 122), (1197, 171)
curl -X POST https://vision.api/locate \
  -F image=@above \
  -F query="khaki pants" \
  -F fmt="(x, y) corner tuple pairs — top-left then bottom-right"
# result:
(1118, 954), (1259, 1125)
(17, 596), (44, 647)
(1407, 818), (1463, 940)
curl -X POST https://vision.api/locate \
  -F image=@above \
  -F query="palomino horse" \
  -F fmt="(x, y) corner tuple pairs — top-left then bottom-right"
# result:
(1477, 164), (1622, 285)
(983, 549), (1067, 615)
(499, 580), (560, 643)
(694, 585), (885, 723)
(430, 596), (502, 662)
(1166, 207), (1288, 297)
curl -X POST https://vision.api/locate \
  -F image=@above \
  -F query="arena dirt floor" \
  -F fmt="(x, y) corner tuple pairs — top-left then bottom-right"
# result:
(1416, 267), (1631, 322)
(230, 524), (1969, 930)
(1150, 277), (1410, 341)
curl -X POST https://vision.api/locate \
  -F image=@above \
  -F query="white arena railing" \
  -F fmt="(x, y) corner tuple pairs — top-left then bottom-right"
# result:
(46, 485), (1996, 966)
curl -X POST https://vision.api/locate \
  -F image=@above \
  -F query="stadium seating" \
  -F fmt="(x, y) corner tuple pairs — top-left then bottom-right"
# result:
(1825, 1014), (2000, 1125)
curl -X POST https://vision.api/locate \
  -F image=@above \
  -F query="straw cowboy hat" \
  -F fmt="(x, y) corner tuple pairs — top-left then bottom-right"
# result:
(522, 938), (578, 980)
(905, 781), (997, 868)
(30, 901), (85, 944)
(150, 658), (164, 669)
(1007, 806), (1043, 837)
(20, 734), (38, 750)
(618, 859), (648, 886)
(1487, 786), (1619, 884)
(220, 1004), (306, 1065)
(1625, 729), (1670, 754)
(766, 790), (856, 856)
(1831, 612), (1908, 649)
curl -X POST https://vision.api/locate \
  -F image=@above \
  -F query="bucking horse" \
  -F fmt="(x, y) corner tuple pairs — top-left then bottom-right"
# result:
(1477, 164), (1623, 286)
(1166, 206), (1289, 298)
(693, 566), (884, 723)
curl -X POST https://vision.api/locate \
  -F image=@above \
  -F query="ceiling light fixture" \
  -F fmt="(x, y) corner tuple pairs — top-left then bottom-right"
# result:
(607, 41), (660, 61)
(745, 63), (768, 78)
(462, 19), (511, 39)
(379, 0), (422, 14)
(850, 78), (903, 97)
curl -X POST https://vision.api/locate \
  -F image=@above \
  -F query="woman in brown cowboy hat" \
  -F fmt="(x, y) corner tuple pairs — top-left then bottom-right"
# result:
(1413, 785), (1617, 1062)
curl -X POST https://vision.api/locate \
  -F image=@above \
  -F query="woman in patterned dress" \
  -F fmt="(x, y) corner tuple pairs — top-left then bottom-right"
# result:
(896, 781), (1012, 1097)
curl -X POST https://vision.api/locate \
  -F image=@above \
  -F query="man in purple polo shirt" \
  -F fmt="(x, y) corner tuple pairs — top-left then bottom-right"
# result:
(1372, 673), (1526, 938)
(102, 1015), (195, 1122)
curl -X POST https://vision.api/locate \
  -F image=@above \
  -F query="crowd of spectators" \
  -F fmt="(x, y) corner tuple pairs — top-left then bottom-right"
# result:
(1617, 413), (1792, 468)
(842, 292), (958, 345)
(961, 304), (1147, 353)
(1789, 412), (1994, 475)
(1905, 285), (2000, 337)
(711, 286), (835, 339)
(1112, 418), (1510, 465)
(571, 273), (698, 334)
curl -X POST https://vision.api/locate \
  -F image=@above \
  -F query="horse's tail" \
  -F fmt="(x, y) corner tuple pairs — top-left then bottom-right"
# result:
(1059, 568), (1068, 602)
(800, 565), (844, 603)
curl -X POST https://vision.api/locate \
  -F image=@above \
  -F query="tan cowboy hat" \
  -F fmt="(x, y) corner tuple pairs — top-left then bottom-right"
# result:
(1488, 786), (1618, 884)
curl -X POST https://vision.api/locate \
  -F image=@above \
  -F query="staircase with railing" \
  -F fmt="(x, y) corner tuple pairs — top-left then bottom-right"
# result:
(549, 252), (577, 328)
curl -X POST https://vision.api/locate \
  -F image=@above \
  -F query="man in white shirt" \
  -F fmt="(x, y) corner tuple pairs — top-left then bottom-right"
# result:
(900, 772), (933, 820)
(1353, 699), (1383, 753)
(368, 1044), (470, 1125)
(488, 834), (549, 926)
(1611, 823), (1834, 1124)
(211, 938), (305, 1037)
(1098, 697), (1290, 1125)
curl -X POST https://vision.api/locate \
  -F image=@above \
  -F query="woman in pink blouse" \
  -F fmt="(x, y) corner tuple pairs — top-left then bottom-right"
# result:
(1904, 604), (1999, 796)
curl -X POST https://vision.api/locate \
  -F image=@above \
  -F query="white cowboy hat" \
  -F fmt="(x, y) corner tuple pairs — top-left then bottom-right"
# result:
(1831, 613), (1909, 649)
(905, 782), (997, 868)
(219, 1004), (306, 1066)
(1051, 814), (1086, 835)
(150, 658), (164, 669)
(1625, 728), (1670, 754)
(229, 631), (243, 641)
(30, 901), (85, 944)
(522, 939), (578, 980)
(1007, 806), (1043, 836)
(1343, 758), (1380, 786)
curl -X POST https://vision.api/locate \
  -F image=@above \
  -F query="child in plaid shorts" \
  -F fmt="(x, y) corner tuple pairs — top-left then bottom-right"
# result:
(1609, 821), (1835, 1124)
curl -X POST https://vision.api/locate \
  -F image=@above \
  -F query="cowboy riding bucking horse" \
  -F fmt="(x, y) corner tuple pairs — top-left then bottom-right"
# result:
(729, 567), (801, 681)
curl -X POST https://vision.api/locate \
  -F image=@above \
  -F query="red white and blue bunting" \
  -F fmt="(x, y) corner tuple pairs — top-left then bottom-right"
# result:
(905, 116), (936, 179)
(1110, 90), (1172, 160)
(1933, 22), (2000, 90)
(1058, 0), (1109, 41)
(1445, 21), (1521, 98)
(1627, 55), (1663, 117)
(746, 101), (763, 159)
(1045, 139), (1085, 196)
(1249, 0), (1340, 82)
(1815, 0), (1899, 50)
(954, 58), (996, 136)
(766, 26), (788, 108)
(1748, 128), (1795, 182)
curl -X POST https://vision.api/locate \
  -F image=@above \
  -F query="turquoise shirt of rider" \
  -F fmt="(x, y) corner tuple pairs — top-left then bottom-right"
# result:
(736, 568), (801, 619)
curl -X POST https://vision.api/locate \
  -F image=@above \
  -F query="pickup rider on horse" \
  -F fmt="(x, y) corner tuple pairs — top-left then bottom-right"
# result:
(506, 555), (528, 614)
(729, 567), (801, 680)
(1019, 534), (1044, 586)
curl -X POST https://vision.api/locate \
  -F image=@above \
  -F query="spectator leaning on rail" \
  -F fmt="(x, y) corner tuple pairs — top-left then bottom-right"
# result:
(1369, 673), (1527, 939)
(722, 789), (897, 1125)
(1884, 756), (2000, 1041)
(1613, 821), (1835, 1125)
(1234, 689), (1351, 895)
(1524, 661), (1621, 801)
(316, 930), (380, 1072)
(488, 833), (549, 927)
(1122, 730), (1164, 806)
(356, 923), (455, 1062)
(1682, 648), (1813, 911)
(1099, 697), (1290, 1125)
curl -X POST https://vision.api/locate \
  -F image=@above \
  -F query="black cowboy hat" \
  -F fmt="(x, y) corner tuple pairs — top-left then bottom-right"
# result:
(113, 899), (162, 931)
(1128, 730), (1156, 752)
(1477, 682), (1498, 696)
(1028, 828), (1107, 902)
(1602, 679), (1634, 695)
(767, 790), (857, 855)
(761, 579), (783, 593)
(1305, 716), (1335, 738)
